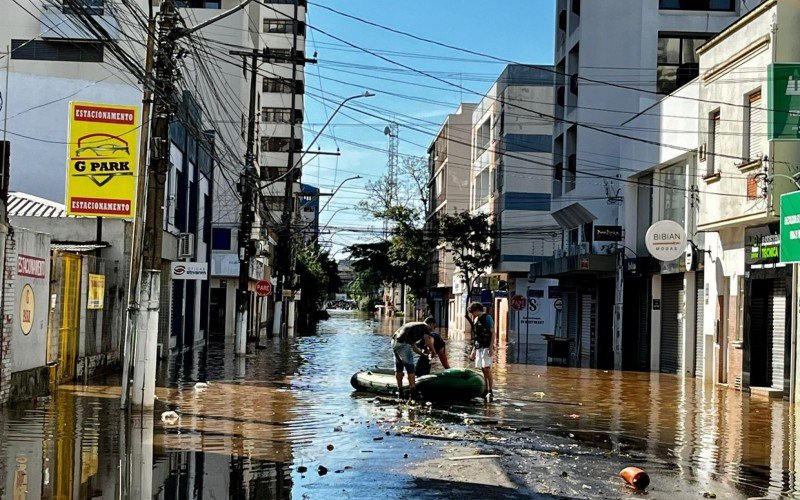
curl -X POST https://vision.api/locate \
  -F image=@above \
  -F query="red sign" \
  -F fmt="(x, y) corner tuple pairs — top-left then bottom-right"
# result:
(256, 280), (272, 297)
(510, 294), (527, 311)
(73, 104), (135, 125)
(18, 254), (46, 279)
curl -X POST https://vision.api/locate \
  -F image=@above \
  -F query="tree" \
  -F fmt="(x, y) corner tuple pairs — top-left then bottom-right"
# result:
(296, 247), (341, 326)
(437, 211), (498, 322)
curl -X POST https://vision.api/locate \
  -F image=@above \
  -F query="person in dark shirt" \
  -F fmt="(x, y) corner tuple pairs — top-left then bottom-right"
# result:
(390, 318), (437, 398)
(414, 317), (450, 376)
(468, 302), (495, 401)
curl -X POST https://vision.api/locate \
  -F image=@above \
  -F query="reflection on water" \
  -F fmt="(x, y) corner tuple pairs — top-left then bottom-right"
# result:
(0, 310), (799, 498)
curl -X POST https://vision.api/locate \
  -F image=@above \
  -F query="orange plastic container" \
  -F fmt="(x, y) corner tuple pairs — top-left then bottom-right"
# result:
(619, 467), (650, 490)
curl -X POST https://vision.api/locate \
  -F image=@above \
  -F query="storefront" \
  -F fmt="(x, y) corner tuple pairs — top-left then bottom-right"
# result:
(743, 225), (791, 395)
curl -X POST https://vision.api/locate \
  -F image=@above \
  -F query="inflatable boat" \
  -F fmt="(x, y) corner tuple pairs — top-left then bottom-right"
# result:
(350, 368), (486, 401)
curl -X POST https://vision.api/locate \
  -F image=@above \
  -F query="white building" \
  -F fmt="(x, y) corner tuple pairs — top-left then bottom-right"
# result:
(468, 65), (558, 341)
(534, 0), (752, 370)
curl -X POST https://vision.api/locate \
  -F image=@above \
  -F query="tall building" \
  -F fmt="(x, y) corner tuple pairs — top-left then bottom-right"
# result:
(466, 65), (557, 339)
(533, 0), (753, 369)
(425, 103), (475, 333)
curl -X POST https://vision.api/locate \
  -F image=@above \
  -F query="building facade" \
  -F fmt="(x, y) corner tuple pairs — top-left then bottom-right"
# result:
(424, 103), (475, 333)
(466, 65), (557, 341)
(534, 0), (753, 370)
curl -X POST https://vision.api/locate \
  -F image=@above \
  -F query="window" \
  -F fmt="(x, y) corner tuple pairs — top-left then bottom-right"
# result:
(265, 49), (306, 65)
(211, 228), (232, 250)
(10, 39), (103, 62)
(558, 9), (567, 31)
(571, 0), (581, 15)
(553, 161), (564, 196)
(263, 78), (303, 94)
(707, 110), (720, 176)
(260, 137), (302, 152)
(270, 0), (307, 5)
(175, 0), (221, 8)
(263, 19), (305, 36)
(659, 0), (735, 11)
(657, 34), (710, 94)
(475, 168), (491, 206)
(261, 107), (302, 124)
(62, 0), (103, 15)
(475, 119), (491, 156)
(745, 90), (764, 161)
(565, 153), (577, 192)
(660, 162), (685, 226)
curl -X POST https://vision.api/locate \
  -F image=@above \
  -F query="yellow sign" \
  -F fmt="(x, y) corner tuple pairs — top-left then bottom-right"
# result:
(87, 273), (105, 310)
(20, 284), (34, 335)
(66, 101), (140, 218)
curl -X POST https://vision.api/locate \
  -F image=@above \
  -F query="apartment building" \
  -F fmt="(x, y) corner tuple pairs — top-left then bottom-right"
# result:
(424, 103), (475, 333)
(467, 65), (557, 341)
(534, 0), (752, 369)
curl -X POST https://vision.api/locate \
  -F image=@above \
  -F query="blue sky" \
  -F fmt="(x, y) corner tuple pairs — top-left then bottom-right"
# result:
(304, 0), (556, 257)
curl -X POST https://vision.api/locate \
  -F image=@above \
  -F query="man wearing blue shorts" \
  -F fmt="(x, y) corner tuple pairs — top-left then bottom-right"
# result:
(391, 318), (436, 398)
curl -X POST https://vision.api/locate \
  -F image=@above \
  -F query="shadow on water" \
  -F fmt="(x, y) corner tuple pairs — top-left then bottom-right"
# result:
(1, 310), (800, 498)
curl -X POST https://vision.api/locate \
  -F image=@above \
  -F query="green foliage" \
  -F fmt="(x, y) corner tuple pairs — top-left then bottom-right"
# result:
(297, 247), (342, 312)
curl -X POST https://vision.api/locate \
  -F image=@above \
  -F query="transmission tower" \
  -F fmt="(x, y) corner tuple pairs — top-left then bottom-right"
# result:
(384, 122), (399, 207)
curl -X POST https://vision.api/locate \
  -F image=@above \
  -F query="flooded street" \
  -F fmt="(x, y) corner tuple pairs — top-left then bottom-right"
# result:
(2, 311), (800, 498)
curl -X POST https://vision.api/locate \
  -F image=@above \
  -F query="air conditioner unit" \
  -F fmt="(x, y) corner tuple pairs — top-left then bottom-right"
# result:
(578, 242), (590, 255)
(177, 233), (195, 258)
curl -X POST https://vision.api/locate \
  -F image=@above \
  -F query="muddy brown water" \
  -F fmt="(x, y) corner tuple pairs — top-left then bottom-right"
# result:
(0, 310), (798, 498)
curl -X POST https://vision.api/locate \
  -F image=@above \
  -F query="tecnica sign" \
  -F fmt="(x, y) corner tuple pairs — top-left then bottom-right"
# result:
(780, 191), (800, 263)
(645, 220), (687, 262)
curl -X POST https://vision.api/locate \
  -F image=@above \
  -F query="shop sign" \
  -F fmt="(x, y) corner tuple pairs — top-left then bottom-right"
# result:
(781, 191), (800, 263)
(170, 262), (208, 280)
(768, 64), (800, 140)
(593, 225), (623, 242)
(645, 220), (686, 262)
(66, 101), (140, 218)
(87, 274), (105, 310)
(17, 254), (46, 279)
(452, 275), (464, 295)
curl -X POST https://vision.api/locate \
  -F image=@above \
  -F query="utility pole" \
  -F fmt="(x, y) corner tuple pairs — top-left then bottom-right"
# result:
(129, 0), (179, 409)
(276, 0), (301, 337)
(230, 49), (259, 356)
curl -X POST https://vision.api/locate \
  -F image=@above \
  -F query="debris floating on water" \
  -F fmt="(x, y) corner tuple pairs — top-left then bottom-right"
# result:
(619, 467), (650, 490)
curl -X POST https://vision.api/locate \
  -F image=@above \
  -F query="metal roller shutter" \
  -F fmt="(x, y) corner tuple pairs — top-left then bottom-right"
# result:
(694, 272), (705, 377)
(567, 293), (579, 366)
(638, 279), (651, 371)
(660, 274), (684, 374)
(580, 294), (593, 368)
(771, 278), (786, 391)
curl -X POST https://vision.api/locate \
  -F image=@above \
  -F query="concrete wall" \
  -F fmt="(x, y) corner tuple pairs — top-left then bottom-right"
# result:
(9, 228), (51, 373)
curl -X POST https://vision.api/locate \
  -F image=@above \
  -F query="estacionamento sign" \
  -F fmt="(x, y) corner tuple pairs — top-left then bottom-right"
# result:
(66, 101), (140, 218)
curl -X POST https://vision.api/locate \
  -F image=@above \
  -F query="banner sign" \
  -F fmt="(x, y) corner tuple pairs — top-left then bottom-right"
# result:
(17, 254), (46, 279)
(768, 64), (800, 140)
(87, 273), (105, 310)
(170, 262), (208, 280)
(780, 191), (800, 263)
(66, 101), (140, 218)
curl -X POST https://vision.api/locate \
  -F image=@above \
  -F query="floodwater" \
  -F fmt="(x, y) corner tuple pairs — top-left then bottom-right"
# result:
(1, 311), (799, 498)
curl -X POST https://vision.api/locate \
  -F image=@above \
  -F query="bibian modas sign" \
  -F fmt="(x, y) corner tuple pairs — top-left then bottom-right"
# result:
(645, 220), (687, 262)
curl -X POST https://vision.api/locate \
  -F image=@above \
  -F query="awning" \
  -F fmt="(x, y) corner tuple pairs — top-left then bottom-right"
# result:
(530, 254), (617, 279)
(51, 241), (110, 253)
(551, 203), (597, 230)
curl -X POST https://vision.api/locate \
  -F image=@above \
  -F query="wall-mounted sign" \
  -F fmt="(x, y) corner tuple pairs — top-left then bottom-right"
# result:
(593, 225), (623, 242)
(87, 273), (105, 309)
(170, 261), (208, 280)
(645, 220), (686, 262)
(652, 299), (661, 311)
(20, 284), (34, 335)
(17, 255), (46, 279)
(66, 101), (140, 218)
(685, 243), (697, 271)
(768, 64), (800, 141)
(781, 192), (800, 263)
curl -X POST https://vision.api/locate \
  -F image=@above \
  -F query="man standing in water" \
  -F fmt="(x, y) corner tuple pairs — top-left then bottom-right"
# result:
(414, 316), (450, 376)
(468, 302), (494, 401)
(391, 318), (438, 398)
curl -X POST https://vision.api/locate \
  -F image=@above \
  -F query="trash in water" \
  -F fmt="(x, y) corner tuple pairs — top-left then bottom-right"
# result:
(619, 467), (650, 490)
